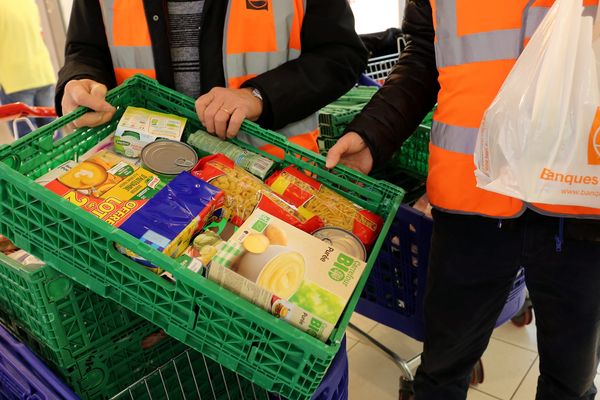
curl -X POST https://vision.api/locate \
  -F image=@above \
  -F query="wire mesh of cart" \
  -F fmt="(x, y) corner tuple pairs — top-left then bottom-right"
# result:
(361, 36), (406, 86)
(110, 335), (349, 400)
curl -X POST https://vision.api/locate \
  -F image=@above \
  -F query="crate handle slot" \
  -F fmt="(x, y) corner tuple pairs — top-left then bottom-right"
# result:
(106, 238), (180, 289)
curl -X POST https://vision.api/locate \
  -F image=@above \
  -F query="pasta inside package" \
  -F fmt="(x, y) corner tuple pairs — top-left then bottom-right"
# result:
(191, 154), (324, 232)
(266, 167), (384, 248)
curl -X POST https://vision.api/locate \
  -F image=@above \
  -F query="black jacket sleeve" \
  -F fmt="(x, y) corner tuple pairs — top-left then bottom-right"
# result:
(54, 1), (116, 115)
(345, 0), (439, 166)
(242, 0), (368, 130)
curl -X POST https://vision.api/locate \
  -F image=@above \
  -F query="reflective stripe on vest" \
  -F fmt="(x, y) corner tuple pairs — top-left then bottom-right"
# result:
(99, 0), (156, 84)
(429, 0), (600, 217)
(223, 0), (319, 142)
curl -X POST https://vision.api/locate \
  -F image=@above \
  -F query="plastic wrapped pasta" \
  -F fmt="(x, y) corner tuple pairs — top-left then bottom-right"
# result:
(266, 166), (384, 247)
(191, 154), (324, 232)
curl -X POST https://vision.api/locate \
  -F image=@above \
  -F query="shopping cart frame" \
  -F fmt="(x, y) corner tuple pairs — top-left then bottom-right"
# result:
(0, 102), (56, 141)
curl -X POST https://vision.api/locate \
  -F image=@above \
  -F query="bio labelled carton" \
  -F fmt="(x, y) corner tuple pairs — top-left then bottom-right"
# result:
(208, 209), (367, 342)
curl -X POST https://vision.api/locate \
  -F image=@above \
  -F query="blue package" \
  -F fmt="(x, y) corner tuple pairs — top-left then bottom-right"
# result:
(119, 172), (224, 266)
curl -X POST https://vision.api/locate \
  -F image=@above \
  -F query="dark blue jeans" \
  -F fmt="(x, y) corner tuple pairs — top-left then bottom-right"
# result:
(415, 209), (600, 400)
(0, 84), (55, 138)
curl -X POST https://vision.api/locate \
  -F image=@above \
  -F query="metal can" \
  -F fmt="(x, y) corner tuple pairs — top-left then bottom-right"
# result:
(312, 227), (367, 261)
(141, 140), (198, 176)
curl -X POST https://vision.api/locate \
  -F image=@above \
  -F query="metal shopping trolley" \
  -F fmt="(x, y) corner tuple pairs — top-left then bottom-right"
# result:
(0, 102), (56, 141)
(110, 336), (349, 400)
(350, 205), (529, 399)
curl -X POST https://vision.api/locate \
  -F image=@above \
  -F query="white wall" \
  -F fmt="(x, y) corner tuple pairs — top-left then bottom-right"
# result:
(349, 0), (404, 34)
(59, 0), (72, 29)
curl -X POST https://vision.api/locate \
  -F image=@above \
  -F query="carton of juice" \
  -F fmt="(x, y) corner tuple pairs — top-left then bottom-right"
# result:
(208, 209), (367, 342)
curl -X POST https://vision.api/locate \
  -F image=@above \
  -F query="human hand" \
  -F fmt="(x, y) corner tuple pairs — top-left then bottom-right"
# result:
(325, 132), (374, 175)
(195, 87), (263, 139)
(61, 79), (116, 128)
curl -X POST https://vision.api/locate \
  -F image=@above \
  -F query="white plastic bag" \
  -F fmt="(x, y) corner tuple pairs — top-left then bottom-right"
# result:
(474, 0), (600, 208)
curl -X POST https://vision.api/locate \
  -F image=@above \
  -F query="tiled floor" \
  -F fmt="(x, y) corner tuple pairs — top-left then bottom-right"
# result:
(347, 312), (600, 400)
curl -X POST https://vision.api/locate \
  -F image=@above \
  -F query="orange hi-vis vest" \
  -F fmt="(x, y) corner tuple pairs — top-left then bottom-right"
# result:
(428, 0), (600, 218)
(98, 0), (320, 157)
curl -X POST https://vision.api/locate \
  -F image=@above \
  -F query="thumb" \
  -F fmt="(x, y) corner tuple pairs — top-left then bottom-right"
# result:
(89, 83), (114, 112)
(325, 137), (351, 169)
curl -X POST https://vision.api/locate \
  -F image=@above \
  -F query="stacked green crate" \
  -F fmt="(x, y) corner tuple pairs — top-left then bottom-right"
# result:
(317, 86), (379, 154)
(0, 251), (188, 399)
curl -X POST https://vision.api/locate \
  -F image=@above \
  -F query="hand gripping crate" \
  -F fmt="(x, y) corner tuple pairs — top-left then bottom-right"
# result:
(0, 75), (404, 400)
(0, 323), (78, 400)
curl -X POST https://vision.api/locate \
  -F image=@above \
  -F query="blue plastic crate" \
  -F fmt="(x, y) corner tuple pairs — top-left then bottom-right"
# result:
(356, 205), (526, 341)
(0, 323), (78, 400)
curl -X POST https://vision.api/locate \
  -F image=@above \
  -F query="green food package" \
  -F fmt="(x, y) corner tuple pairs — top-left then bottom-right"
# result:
(187, 130), (275, 179)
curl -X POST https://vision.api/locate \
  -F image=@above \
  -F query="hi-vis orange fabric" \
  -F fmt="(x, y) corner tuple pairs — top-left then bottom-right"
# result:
(99, 0), (320, 156)
(428, 0), (600, 217)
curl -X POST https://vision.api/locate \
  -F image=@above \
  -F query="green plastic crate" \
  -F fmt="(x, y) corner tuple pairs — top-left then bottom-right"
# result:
(111, 348), (271, 400)
(0, 251), (156, 367)
(10, 315), (188, 400)
(0, 74), (403, 400)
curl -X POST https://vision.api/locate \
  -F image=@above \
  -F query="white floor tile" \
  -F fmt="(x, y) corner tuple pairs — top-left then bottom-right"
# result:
(366, 322), (423, 363)
(348, 312), (379, 342)
(346, 335), (359, 352)
(348, 342), (401, 400)
(467, 389), (502, 400)
(492, 320), (537, 352)
(510, 358), (539, 400)
(474, 338), (537, 400)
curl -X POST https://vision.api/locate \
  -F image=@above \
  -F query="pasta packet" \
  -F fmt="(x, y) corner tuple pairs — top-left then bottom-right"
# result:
(191, 154), (324, 232)
(266, 166), (384, 248)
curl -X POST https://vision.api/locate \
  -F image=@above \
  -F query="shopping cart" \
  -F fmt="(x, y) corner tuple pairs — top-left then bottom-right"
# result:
(360, 36), (405, 87)
(0, 102), (56, 141)
(110, 336), (349, 400)
(350, 205), (528, 399)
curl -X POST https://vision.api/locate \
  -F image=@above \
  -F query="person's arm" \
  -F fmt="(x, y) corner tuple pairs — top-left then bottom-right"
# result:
(54, 0), (116, 117)
(241, 0), (368, 130)
(327, 0), (439, 173)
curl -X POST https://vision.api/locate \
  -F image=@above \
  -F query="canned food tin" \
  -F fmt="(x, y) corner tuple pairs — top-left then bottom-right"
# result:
(312, 227), (367, 261)
(141, 140), (198, 176)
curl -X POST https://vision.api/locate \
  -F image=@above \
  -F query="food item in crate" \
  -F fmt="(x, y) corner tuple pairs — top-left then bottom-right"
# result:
(0, 236), (18, 256)
(141, 140), (198, 176)
(187, 230), (225, 265)
(187, 129), (275, 179)
(7, 250), (45, 270)
(191, 154), (324, 232)
(266, 166), (384, 248)
(34, 161), (77, 186)
(114, 106), (187, 158)
(208, 209), (367, 342)
(312, 227), (367, 261)
(45, 151), (167, 227)
(118, 172), (224, 273)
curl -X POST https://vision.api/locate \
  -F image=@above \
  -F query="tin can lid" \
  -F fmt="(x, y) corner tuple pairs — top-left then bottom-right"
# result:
(312, 227), (367, 261)
(141, 140), (198, 175)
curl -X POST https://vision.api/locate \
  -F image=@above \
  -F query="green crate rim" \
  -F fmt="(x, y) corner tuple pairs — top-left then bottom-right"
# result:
(0, 74), (403, 400)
